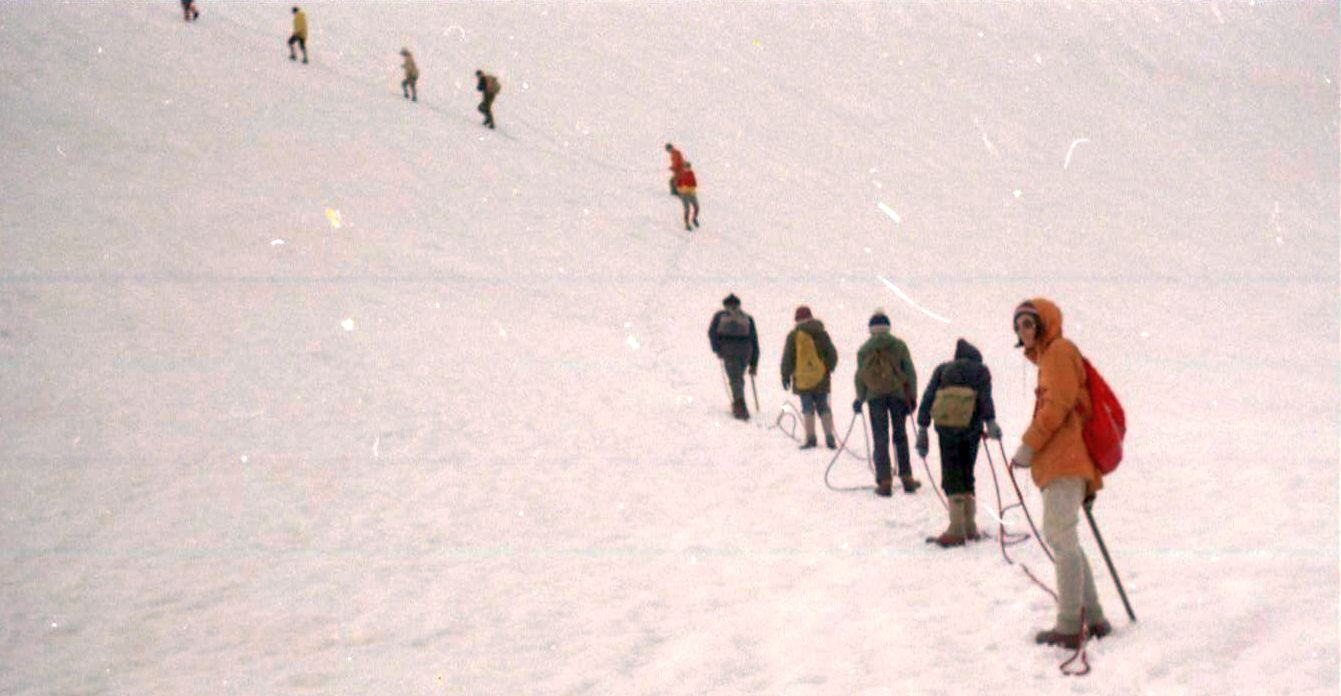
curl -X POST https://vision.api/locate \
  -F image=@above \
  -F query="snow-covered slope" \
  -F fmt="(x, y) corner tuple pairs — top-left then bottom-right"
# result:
(0, 2), (1336, 694)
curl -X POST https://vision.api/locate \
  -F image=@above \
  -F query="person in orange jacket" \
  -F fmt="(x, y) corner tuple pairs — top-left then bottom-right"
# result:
(1009, 298), (1110, 649)
(665, 143), (685, 195)
(674, 162), (699, 231)
(288, 7), (308, 64)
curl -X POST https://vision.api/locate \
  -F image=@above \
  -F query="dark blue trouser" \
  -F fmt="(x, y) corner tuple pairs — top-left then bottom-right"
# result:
(722, 355), (747, 404)
(937, 429), (980, 496)
(868, 395), (911, 482)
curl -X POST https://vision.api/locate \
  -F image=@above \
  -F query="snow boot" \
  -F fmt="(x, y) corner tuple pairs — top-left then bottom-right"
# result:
(965, 494), (981, 541)
(900, 475), (922, 493)
(1088, 618), (1113, 639)
(731, 399), (750, 421)
(931, 494), (967, 547)
(875, 479), (893, 497)
(819, 412), (837, 449)
(800, 412), (817, 448)
(1034, 629), (1083, 649)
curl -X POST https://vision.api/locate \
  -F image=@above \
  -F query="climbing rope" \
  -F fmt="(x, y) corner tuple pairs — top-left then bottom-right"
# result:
(823, 411), (876, 492)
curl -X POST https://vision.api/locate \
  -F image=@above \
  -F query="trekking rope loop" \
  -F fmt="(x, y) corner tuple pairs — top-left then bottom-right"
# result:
(824, 412), (876, 492)
(772, 402), (802, 443)
(982, 441), (1033, 552)
(1060, 607), (1092, 677)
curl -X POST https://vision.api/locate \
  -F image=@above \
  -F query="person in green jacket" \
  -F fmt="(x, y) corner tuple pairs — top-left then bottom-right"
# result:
(852, 310), (922, 496)
(780, 305), (839, 449)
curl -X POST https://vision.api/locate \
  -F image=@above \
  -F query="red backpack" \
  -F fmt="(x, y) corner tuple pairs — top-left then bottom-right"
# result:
(1081, 357), (1126, 475)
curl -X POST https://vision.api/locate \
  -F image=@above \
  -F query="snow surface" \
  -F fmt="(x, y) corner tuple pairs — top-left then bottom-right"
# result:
(1, 1), (1338, 694)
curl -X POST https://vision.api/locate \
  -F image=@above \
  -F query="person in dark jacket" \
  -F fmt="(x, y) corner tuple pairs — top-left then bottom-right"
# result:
(916, 338), (1001, 547)
(852, 310), (921, 496)
(708, 294), (760, 420)
(780, 305), (839, 449)
(476, 69), (499, 128)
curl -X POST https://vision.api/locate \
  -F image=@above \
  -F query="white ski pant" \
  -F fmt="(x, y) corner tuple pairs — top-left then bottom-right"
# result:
(1042, 477), (1106, 633)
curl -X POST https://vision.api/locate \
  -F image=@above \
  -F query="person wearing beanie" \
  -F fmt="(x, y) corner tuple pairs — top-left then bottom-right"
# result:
(1009, 298), (1109, 648)
(780, 305), (839, 449)
(707, 294), (760, 420)
(400, 48), (419, 101)
(287, 7), (308, 64)
(853, 310), (921, 496)
(915, 338), (1000, 547)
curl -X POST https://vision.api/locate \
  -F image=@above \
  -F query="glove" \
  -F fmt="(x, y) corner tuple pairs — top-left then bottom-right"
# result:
(782, 377), (790, 390)
(748, 365), (757, 376)
(984, 420), (1002, 441)
(1010, 443), (1035, 469)
(915, 428), (929, 458)
(852, 399), (864, 413)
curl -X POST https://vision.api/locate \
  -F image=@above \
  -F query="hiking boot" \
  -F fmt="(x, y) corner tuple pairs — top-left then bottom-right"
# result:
(875, 479), (893, 497)
(731, 399), (750, 421)
(900, 475), (922, 493)
(825, 434), (836, 449)
(932, 494), (967, 547)
(1087, 618), (1112, 639)
(799, 436), (818, 450)
(1034, 629), (1083, 649)
(964, 495), (981, 540)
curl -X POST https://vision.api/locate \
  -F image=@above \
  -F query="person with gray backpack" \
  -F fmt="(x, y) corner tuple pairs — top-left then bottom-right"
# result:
(708, 294), (759, 420)
(852, 310), (921, 496)
(915, 338), (1001, 547)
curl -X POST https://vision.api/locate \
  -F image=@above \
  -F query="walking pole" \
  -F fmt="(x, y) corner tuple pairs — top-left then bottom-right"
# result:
(1083, 499), (1137, 622)
(749, 373), (760, 415)
(718, 359), (732, 407)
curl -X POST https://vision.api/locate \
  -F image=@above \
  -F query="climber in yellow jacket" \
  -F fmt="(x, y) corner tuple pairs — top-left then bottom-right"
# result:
(288, 7), (308, 64)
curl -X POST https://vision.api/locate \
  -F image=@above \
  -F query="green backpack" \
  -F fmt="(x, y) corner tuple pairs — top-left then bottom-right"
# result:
(860, 346), (901, 396)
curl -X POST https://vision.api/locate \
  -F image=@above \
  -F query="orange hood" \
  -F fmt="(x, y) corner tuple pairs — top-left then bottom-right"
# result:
(1019, 297), (1064, 364)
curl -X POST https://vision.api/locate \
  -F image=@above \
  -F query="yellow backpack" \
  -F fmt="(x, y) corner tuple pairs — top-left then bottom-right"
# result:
(793, 330), (827, 391)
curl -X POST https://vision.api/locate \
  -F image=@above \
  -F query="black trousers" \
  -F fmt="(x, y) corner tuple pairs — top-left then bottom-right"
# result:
(937, 429), (980, 496)
(868, 395), (911, 482)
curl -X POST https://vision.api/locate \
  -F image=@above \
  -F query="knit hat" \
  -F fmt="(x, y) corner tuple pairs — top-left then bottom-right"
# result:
(1013, 300), (1041, 347)
(723, 293), (741, 307)
(868, 310), (890, 331)
(794, 305), (812, 322)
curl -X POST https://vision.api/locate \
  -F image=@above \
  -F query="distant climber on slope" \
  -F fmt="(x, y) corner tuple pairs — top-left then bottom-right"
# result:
(665, 142), (685, 195)
(476, 69), (500, 129)
(400, 48), (419, 102)
(675, 162), (699, 231)
(288, 6), (308, 64)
